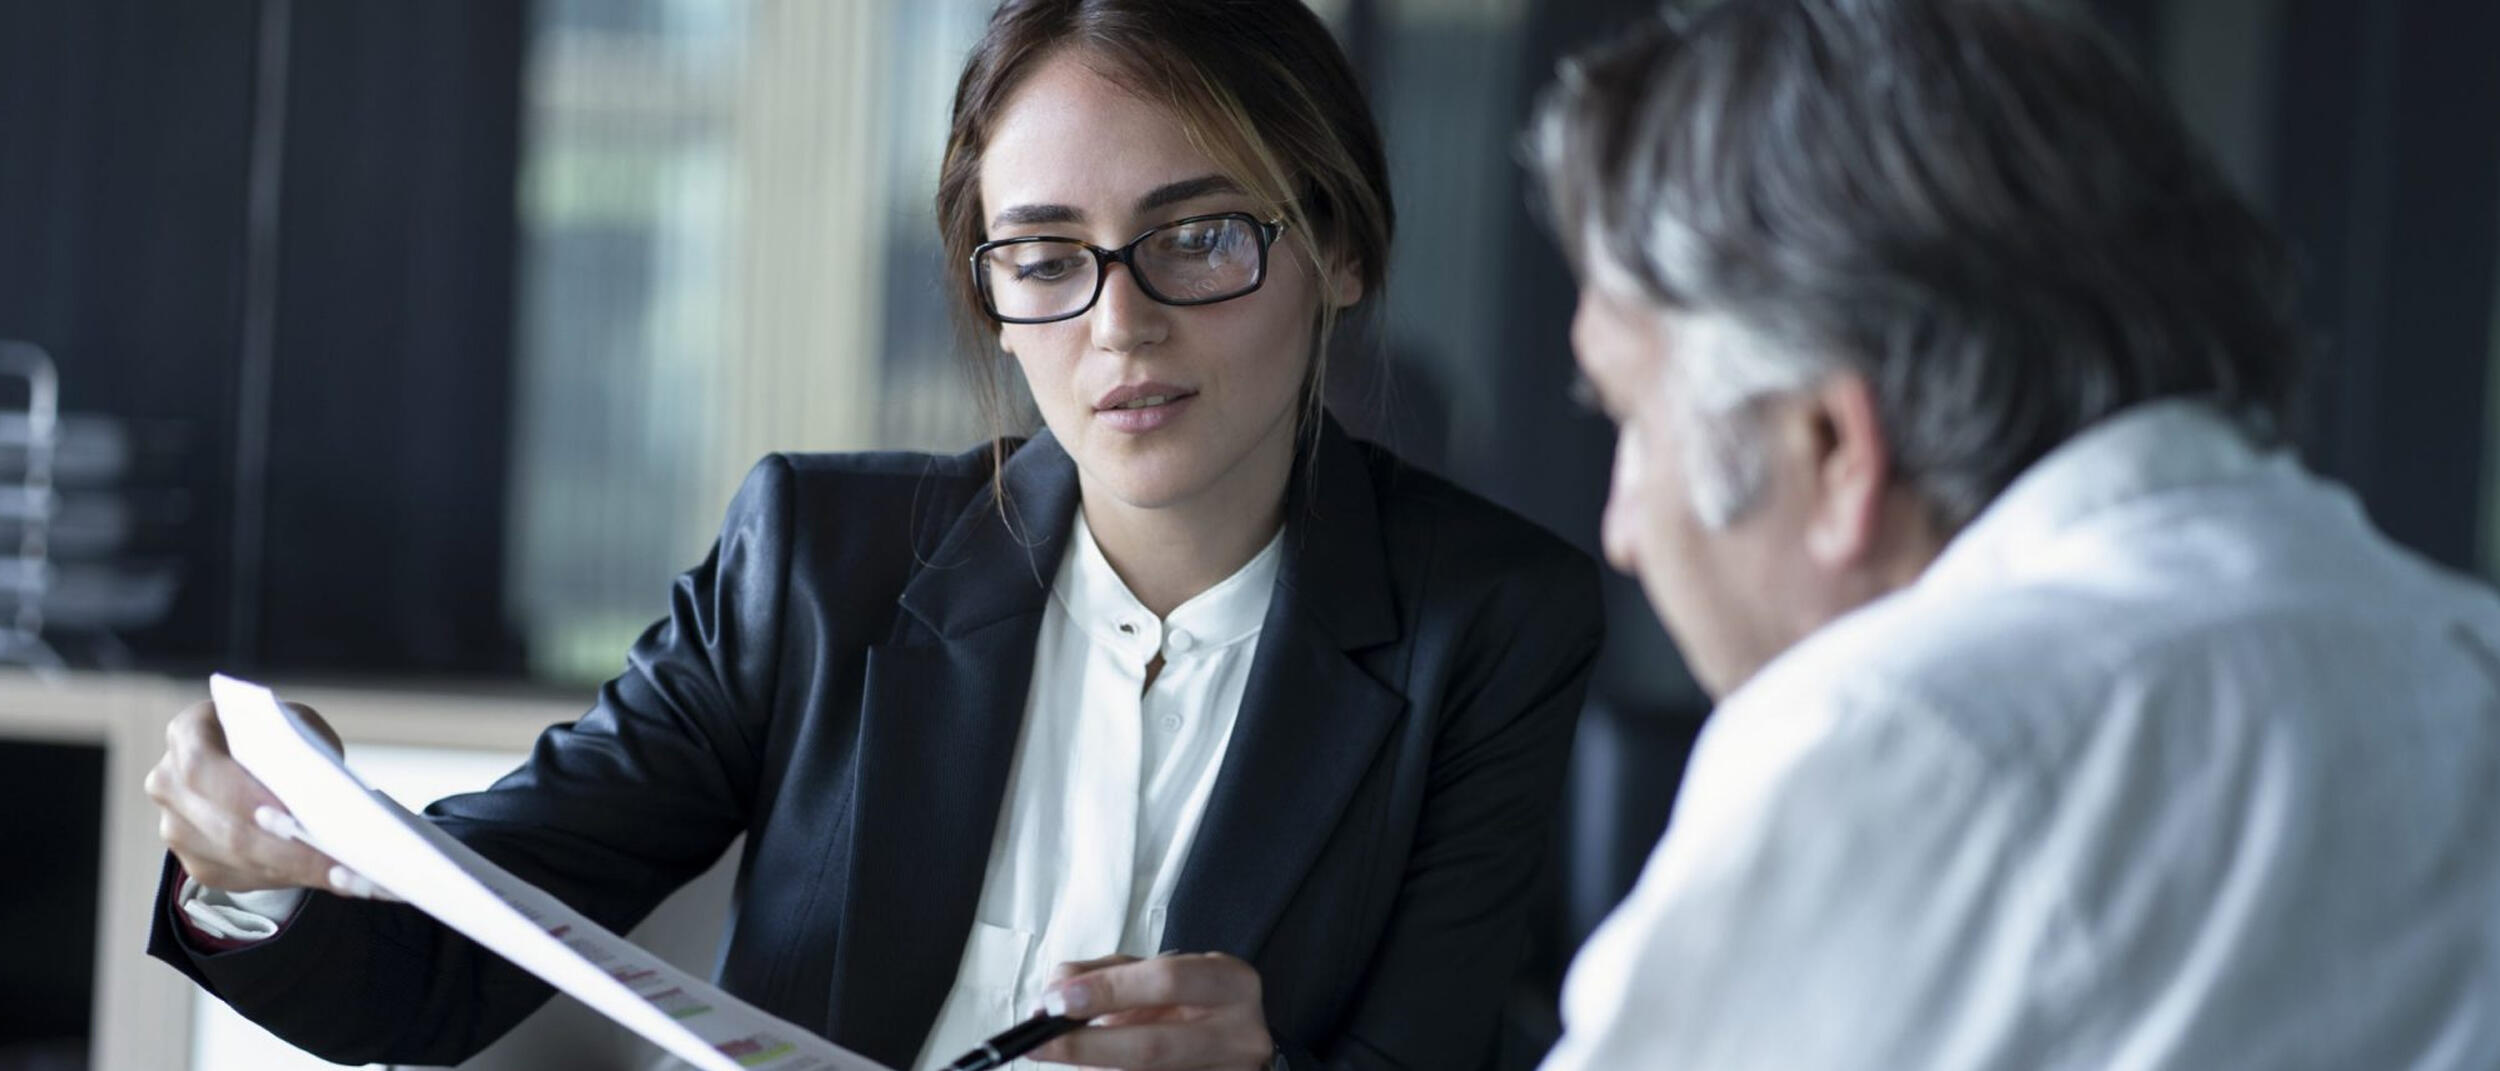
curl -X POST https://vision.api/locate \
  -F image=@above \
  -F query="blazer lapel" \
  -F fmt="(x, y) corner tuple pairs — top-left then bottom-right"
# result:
(1163, 418), (1405, 961)
(824, 432), (1080, 1067)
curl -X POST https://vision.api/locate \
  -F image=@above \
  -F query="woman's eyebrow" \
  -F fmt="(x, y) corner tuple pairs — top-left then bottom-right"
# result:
(988, 175), (1244, 232)
(991, 202), (1082, 229)
(1136, 174), (1243, 213)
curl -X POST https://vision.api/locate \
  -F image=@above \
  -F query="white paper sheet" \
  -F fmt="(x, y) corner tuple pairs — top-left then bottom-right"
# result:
(208, 673), (896, 1071)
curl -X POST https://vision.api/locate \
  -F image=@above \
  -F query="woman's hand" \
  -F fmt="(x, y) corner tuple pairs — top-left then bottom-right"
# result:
(143, 699), (389, 899)
(1029, 952), (1275, 1070)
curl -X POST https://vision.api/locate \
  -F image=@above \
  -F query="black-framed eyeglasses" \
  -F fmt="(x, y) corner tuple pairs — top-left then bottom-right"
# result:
(970, 212), (1290, 324)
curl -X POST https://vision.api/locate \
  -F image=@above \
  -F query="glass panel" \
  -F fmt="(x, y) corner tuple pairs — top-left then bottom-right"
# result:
(509, 0), (996, 684)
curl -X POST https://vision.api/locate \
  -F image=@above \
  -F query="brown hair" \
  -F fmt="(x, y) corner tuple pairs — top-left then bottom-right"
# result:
(936, 0), (1395, 477)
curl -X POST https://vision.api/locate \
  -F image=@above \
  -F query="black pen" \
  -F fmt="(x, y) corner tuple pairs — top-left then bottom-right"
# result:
(940, 1012), (1087, 1071)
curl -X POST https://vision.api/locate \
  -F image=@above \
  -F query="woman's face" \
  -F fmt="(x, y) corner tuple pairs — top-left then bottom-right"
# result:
(978, 49), (1351, 517)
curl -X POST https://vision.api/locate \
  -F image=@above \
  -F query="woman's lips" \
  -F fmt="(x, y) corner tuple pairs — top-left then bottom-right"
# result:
(1094, 391), (1197, 433)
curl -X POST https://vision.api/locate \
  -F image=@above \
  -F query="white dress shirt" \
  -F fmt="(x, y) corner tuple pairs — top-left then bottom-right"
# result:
(181, 509), (1281, 1071)
(1544, 401), (2500, 1071)
(912, 509), (1280, 1071)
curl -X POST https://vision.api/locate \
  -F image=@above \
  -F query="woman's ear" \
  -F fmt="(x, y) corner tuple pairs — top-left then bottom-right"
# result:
(1326, 258), (1365, 309)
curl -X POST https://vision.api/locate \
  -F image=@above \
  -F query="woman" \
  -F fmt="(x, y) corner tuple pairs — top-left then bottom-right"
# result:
(145, 2), (1601, 1068)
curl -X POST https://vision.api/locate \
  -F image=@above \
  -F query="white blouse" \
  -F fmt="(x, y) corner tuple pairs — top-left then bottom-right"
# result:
(912, 509), (1281, 1070)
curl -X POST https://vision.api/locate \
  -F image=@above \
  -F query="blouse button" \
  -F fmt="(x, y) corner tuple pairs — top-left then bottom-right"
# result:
(1167, 628), (1197, 654)
(1158, 713), (1184, 732)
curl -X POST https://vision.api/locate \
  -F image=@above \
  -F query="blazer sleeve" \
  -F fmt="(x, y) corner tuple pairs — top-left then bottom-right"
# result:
(1300, 547), (1604, 1069)
(146, 454), (803, 1067)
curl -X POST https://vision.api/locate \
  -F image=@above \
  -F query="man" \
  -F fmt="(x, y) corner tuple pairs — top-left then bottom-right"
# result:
(1530, 1), (2500, 1067)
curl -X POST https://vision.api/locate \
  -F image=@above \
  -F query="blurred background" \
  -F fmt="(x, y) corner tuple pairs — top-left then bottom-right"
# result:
(2, 0), (2494, 1068)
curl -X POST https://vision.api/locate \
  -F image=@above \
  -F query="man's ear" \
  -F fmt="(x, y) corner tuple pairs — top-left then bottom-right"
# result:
(1801, 372), (1891, 569)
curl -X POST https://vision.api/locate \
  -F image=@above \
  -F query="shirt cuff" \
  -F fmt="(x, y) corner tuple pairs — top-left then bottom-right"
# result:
(177, 874), (308, 945)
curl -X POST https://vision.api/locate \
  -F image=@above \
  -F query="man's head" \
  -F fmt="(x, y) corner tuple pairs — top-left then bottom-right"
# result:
(1534, 0), (2304, 697)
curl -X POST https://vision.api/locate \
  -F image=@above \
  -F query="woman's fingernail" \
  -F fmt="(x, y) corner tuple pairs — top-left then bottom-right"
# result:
(1043, 984), (1078, 1018)
(253, 806), (298, 840)
(327, 865), (372, 898)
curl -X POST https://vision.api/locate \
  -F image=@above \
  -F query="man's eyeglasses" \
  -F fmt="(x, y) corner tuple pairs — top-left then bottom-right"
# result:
(970, 212), (1289, 324)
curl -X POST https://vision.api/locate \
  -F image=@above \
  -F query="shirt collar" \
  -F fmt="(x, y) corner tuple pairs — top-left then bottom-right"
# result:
(1054, 508), (1284, 655)
(1916, 399), (2282, 596)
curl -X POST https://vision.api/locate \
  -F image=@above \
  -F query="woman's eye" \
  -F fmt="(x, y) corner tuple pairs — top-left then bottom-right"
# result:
(1163, 225), (1224, 254)
(1014, 256), (1078, 282)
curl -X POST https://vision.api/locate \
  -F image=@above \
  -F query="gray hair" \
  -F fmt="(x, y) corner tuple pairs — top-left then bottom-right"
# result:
(1532, 0), (2305, 531)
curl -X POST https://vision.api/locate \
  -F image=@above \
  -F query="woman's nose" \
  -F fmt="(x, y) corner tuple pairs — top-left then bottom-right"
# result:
(1089, 262), (1172, 353)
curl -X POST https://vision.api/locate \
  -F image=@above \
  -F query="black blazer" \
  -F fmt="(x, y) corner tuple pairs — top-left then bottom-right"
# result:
(151, 417), (1603, 1070)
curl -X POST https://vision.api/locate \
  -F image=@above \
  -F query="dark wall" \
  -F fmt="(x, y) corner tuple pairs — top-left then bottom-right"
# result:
(255, 1), (526, 673)
(2274, 0), (2500, 572)
(0, 0), (527, 676)
(0, 0), (261, 667)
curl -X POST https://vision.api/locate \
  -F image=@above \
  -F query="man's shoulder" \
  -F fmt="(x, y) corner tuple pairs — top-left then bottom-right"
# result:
(1728, 580), (2144, 771)
(1740, 523), (2500, 775)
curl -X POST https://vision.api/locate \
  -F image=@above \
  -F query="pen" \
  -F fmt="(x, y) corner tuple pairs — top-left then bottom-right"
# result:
(940, 1012), (1087, 1071)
